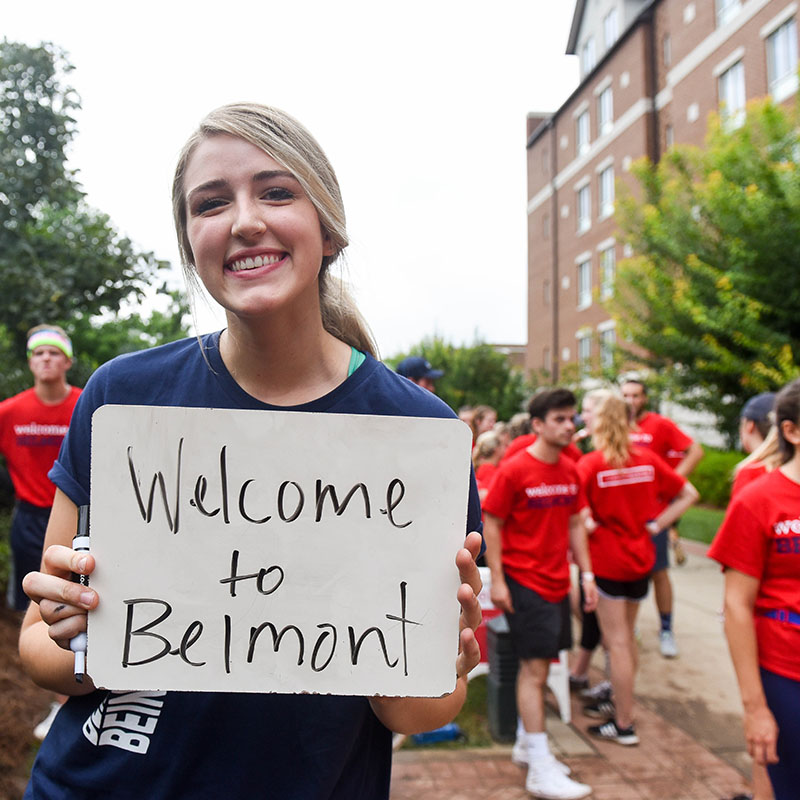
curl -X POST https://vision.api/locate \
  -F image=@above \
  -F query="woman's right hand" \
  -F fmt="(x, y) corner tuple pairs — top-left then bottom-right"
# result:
(744, 702), (779, 765)
(22, 544), (98, 651)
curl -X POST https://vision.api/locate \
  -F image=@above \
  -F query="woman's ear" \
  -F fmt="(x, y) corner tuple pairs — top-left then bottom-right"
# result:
(322, 234), (335, 257)
(780, 418), (800, 447)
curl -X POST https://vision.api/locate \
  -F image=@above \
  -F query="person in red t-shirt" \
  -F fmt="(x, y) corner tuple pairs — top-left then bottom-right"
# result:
(709, 379), (800, 800)
(731, 393), (779, 502)
(0, 326), (81, 613)
(579, 394), (698, 746)
(621, 379), (704, 658)
(483, 388), (597, 799)
(472, 429), (506, 502)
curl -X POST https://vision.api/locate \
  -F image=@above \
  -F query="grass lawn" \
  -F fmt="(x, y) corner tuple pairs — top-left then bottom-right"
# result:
(679, 505), (726, 545)
(401, 674), (494, 750)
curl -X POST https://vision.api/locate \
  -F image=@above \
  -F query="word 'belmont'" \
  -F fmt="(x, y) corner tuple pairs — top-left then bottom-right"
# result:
(126, 439), (413, 535)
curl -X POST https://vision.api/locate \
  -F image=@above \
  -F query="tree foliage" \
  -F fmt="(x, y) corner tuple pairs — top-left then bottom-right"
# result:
(610, 97), (800, 442)
(0, 40), (186, 394)
(389, 337), (532, 420)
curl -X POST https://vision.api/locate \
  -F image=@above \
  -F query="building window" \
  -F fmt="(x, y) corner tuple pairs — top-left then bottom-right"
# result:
(582, 36), (596, 75)
(542, 147), (549, 173)
(543, 346), (552, 373)
(719, 61), (745, 129)
(665, 124), (674, 149)
(578, 259), (592, 309)
(767, 19), (799, 102)
(598, 87), (614, 136)
(604, 8), (618, 50)
(576, 110), (590, 156)
(577, 332), (592, 372)
(663, 34), (672, 67)
(716, 0), (741, 28)
(600, 245), (616, 299)
(600, 327), (616, 368)
(577, 184), (591, 233)
(599, 166), (614, 218)
(543, 213), (550, 239)
(543, 279), (551, 305)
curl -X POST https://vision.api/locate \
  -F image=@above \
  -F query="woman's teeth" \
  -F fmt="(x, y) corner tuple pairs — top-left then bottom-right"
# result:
(229, 254), (282, 272)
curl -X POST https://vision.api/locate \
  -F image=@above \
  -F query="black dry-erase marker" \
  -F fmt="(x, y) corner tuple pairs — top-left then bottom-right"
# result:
(70, 505), (90, 683)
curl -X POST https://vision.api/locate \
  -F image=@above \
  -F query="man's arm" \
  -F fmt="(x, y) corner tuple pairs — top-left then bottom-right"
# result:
(568, 513), (597, 611)
(676, 441), (704, 477)
(483, 513), (513, 614)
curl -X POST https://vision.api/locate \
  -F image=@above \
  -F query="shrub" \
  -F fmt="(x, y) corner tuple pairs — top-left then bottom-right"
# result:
(690, 447), (744, 508)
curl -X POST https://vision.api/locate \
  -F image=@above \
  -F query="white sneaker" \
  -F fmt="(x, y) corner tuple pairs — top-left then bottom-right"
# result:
(511, 742), (570, 774)
(659, 630), (679, 658)
(525, 759), (591, 799)
(33, 701), (62, 741)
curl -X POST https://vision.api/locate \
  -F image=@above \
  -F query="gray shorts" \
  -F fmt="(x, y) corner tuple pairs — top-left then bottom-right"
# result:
(505, 574), (572, 660)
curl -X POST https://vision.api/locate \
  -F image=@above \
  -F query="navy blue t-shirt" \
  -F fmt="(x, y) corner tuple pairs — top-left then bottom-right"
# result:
(28, 332), (482, 800)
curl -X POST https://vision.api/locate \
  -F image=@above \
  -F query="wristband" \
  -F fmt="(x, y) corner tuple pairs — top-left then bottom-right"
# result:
(580, 571), (595, 583)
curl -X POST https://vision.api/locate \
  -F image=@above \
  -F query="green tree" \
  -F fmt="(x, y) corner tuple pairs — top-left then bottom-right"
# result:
(610, 97), (800, 443)
(0, 40), (175, 391)
(390, 337), (532, 420)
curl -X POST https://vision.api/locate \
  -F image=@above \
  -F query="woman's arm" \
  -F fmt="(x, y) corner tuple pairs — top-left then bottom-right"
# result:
(651, 481), (699, 532)
(369, 531), (482, 734)
(19, 489), (99, 695)
(723, 568), (779, 766)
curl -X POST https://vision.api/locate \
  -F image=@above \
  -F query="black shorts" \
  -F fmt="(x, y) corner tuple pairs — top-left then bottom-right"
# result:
(9, 500), (51, 611)
(505, 574), (572, 660)
(652, 528), (670, 571)
(596, 575), (650, 602)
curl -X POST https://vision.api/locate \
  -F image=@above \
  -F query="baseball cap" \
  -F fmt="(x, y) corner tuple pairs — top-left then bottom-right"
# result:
(396, 356), (444, 381)
(741, 392), (775, 422)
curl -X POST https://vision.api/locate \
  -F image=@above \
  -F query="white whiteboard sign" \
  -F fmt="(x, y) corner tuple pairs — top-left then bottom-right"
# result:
(88, 405), (472, 697)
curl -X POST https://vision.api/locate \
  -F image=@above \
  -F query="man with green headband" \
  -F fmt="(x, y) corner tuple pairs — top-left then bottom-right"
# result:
(0, 325), (80, 614)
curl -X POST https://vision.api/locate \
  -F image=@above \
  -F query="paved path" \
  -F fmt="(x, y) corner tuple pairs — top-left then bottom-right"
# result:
(391, 541), (754, 799)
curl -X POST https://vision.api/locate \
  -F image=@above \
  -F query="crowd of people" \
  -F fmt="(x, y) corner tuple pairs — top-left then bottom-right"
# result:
(0, 100), (796, 800)
(455, 380), (799, 800)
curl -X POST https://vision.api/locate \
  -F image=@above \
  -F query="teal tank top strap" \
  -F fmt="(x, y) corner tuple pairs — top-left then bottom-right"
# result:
(347, 347), (366, 376)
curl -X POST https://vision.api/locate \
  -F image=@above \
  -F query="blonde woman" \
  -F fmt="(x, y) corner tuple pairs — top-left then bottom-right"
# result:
(577, 394), (698, 745)
(18, 103), (483, 799)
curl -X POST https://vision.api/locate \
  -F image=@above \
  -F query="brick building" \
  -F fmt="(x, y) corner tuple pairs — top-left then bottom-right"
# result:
(526, 0), (799, 380)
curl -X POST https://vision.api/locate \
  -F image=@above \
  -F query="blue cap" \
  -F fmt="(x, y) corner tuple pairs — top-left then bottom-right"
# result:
(741, 392), (775, 422)
(396, 356), (444, 381)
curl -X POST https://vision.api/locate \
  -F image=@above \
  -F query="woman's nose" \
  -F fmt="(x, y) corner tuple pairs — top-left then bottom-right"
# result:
(231, 201), (267, 240)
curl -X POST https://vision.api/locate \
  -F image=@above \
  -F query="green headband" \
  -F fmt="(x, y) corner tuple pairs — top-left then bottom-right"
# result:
(27, 330), (73, 359)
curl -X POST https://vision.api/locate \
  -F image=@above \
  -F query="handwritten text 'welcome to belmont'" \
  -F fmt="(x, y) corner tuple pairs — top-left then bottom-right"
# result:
(118, 438), (421, 679)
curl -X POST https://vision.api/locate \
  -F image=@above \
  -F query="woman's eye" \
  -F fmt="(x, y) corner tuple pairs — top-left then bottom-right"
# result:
(264, 187), (294, 202)
(195, 197), (226, 214)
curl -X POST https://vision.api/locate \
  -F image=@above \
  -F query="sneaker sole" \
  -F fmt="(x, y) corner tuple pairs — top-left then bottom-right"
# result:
(526, 785), (591, 800)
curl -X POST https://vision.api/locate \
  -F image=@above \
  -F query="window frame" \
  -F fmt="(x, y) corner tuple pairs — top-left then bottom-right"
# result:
(577, 259), (592, 309)
(767, 18), (799, 102)
(598, 87), (614, 136)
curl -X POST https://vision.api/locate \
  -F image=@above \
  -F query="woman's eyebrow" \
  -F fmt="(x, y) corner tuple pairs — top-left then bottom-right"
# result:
(187, 171), (297, 204)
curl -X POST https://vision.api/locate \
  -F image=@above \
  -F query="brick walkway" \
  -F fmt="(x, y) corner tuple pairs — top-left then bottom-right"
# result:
(390, 690), (750, 799)
(391, 541), (752, 800)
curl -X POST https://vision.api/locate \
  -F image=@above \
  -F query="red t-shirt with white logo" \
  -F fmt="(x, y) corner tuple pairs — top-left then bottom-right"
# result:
(483, 450), (585, 602)
(0, 386), (81, 507)
(502, 433), (582, 463)
(708, 469), (800, 682)
(578, 447), (685, 581)
(630, 412), (693, 469)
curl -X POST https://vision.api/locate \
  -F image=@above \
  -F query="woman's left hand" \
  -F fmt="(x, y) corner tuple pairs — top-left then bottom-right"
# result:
(455, 531), (483, 679)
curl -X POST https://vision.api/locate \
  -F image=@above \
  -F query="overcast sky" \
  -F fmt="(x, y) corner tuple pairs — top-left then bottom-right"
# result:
(5, 1), (579, 357)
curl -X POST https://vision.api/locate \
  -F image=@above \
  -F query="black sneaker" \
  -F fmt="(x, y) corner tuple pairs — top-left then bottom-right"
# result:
(569, 674), (589, 692)
(580, 680), (612, 701)
(588, 719), (639, 746)
(582, 699), (616, 719)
